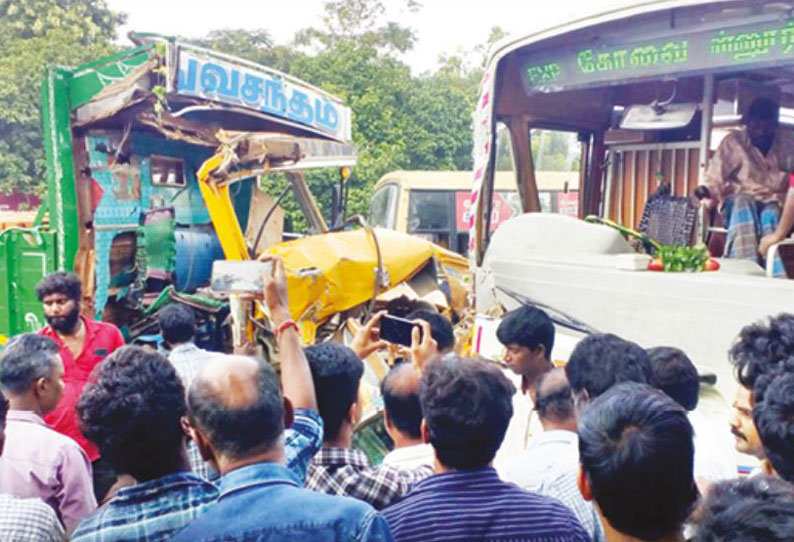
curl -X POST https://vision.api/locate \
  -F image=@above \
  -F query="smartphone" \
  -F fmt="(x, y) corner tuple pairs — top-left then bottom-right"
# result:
(380, 314), (423, 347)
(211, 260), (273, 294)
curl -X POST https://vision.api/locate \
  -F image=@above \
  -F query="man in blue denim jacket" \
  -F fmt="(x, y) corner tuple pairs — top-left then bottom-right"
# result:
(72, 257), (325, 542)
(172, 258), (392, 542)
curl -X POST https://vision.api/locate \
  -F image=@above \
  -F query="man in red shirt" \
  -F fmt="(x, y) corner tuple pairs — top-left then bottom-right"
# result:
(36, 272), (124, 501)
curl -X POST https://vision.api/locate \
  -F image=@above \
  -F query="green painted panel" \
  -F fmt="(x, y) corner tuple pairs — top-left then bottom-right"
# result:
(0, 229), (56, 344)
(68, 46), (155, 110)
(42, 67), (78, 271)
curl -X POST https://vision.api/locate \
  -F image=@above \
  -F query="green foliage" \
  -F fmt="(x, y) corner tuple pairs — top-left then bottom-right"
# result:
(0, 0), (123, 195)
(531, 130), (581, 172)
(294, 0), (419, 54)
(199, 0), (481, 231)
(0, 0), (124, 43)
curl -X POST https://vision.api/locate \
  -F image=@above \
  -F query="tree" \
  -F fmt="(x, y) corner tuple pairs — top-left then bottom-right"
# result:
(0, 0), (125, 195)
(191, 0), (485, 232)
(294, 0), (419, 54)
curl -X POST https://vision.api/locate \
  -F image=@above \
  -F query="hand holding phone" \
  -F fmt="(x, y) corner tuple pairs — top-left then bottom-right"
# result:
(350, 311), (389, 359)
(258, 255), (290, 325)
(410, 319), (439, 370)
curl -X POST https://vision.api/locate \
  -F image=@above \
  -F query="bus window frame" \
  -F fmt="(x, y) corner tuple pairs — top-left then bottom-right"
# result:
(407, 189), (456, 235)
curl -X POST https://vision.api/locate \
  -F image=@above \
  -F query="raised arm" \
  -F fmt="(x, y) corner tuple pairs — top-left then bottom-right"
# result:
(260, 256), (318, 411)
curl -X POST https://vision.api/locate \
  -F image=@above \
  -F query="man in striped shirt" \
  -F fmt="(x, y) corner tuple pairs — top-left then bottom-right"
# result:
(383, 356), (589, 542)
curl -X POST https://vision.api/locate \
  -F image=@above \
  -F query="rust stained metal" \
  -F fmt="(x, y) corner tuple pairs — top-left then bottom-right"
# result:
(136, 107), (220, 147)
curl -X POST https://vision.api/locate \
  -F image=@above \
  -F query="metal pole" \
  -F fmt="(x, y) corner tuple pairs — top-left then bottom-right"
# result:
(698, 75), (715, 242)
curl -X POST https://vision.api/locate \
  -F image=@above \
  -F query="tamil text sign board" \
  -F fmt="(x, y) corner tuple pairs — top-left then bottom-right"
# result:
(522, 19), (794, 93)
(176, 47), (352, 142)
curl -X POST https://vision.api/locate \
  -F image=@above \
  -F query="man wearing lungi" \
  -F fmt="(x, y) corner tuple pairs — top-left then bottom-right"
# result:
(698, 97), (794, 276)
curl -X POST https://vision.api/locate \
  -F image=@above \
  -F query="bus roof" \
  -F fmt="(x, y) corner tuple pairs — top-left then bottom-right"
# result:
(487, 1), (722, 66)
(374, 170), (579, 192)
(484, 0), (730, 84)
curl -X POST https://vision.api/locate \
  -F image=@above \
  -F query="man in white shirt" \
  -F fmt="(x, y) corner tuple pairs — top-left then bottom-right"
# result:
(380, 362), (434, 469)
(158, 303), (223, 480)
(494, 306), (555, 465)
(499, 367), (578, 490)
(647, 347), (737, 490)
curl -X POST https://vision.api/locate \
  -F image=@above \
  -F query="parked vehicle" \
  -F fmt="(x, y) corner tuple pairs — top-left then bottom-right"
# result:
(368, 169), (578, 255)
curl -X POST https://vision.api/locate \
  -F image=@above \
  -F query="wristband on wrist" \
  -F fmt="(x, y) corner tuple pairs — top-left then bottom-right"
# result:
(274, 319), (299, 339)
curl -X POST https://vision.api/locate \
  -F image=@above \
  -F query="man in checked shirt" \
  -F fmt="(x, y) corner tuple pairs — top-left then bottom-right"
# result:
(305, 337), (435, 509)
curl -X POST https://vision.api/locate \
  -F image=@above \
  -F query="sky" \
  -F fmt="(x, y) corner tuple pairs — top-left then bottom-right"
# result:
(107, 0), (642, 74)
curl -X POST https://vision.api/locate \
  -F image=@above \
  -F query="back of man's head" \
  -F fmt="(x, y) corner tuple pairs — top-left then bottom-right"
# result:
(730, 313), (794, 390)
(304, 343), (363, 442)
(693, 475), (794, 542)
(578, 382), (697, 541)
(753, 372), (794, 483)
(77, 345), (186, 481)
(188, 355), (284, 462)
(420, 356), (514, 469)
(533, 367), (575, 429)
(566, 333), (653, 400)
(35, 271), (82, 302)
(0, 333), (60, 395)
(158, 303), (196, 346)
(405, 309), (455, 353)
(381, 362), (422, 440)
(647, 346), (699, 411)
(496, 305), (554, 356)
(746, 96), (780, 123)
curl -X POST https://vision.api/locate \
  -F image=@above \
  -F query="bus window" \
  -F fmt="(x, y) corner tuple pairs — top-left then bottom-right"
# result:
(369, 183), (398, 229)
(531, 129), (581, 216)
(408, 191), (453, 249)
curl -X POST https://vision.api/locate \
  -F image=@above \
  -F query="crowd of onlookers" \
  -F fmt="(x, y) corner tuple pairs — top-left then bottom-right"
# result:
(0, 262), (792, 541)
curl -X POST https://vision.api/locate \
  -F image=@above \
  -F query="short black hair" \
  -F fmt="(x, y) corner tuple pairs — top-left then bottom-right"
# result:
(0, 334), (61, 394)
(579, 382), (697, 541)
(746, 97), (779, 123)
(406, 309), (455, 352)
(496, 305), (554, 356)
(188, 357), (284, 461)
(381, 362), (422, 439)
(753, 372), (794, 483)
(647, 346), (699, 411)
(752, 354), (794, 405)
(566, 333), (653, 399)
(157, 303), (196, 345)
(534, 369), (574, 424)
(305, 343), (363, 441)
(693, 476), (794, 542)
(77, 346), (186, 481)
(420, 356), (514, 469)
(36, 271), (82, 302)
(730, 313), (794, 390)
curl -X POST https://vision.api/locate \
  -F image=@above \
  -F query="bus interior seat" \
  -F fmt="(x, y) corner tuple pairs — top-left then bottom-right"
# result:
(704, 208), (727, 257)
(637, 183), (698, 248)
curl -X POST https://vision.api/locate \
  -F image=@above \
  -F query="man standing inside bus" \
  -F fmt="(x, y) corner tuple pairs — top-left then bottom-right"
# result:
(697, 97), (794, 275)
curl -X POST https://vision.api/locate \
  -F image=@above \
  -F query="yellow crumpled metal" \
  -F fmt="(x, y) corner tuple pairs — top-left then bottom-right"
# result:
(263, 228), (439, 324)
